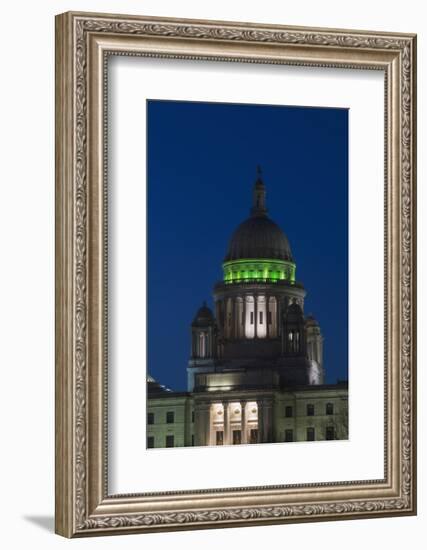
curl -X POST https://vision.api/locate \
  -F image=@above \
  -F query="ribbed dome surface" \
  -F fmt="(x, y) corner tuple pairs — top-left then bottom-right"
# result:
(224, 216), (293, 262)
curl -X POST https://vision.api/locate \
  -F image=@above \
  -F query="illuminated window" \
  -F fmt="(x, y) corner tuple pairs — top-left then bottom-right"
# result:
(147, 412), (154, 425)
(326, 403), (334, 415)
(165, 435), (174, 448)
(166, 411), (175, 424)
(307, 427), (315, 441)
(307, 404), (315, 416)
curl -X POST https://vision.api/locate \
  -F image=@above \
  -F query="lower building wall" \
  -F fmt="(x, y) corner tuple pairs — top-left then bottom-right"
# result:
(146, 396), (194, 449)
(147, 387), (348, 448)
(273, 390), (348, 443)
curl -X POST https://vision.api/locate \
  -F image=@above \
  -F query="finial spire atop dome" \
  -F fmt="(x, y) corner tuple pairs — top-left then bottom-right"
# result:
(251, 166), (268, 217)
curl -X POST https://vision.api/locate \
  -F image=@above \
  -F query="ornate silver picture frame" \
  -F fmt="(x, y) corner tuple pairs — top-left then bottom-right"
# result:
(55, 11), (417, 537)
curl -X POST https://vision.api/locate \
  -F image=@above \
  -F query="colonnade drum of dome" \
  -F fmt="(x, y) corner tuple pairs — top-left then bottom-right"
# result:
(223, 259), (296, 284)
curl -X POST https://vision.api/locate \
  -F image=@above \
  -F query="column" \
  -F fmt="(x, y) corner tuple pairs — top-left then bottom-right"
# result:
(215, 300), (222, 332)
(223, 401), (230, 445)
(272, 297), (277, 338)
(223, 299), (226, 333)
(241, 401), (247, 444)
(184, 398), (192, 446)
(208, 404), (214, 446)
(254, 294), (258, 338)
(194, 402), (210, 446)
(257, 400), (263, 443)
(243, 296), (246, 338)
(262, 398), (273, 443)
(236, 297), (241, 339)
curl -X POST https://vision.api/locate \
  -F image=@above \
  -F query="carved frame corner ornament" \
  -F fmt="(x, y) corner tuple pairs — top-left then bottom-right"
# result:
(55, 11), (417, 538)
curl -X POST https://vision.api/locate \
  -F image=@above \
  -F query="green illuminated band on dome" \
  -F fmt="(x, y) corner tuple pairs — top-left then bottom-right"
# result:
(223, 258), (296, 284)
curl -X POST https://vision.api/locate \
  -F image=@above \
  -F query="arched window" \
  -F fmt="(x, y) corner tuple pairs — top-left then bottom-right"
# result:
(288, 331), (293, 352)
(288, 330), (300, 352)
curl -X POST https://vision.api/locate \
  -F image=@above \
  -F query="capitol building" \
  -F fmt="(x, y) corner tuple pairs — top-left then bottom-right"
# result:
(147, 170), (348, 448)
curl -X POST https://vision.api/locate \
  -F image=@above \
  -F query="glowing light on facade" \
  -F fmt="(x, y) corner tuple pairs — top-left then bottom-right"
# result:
(208, 401), (260, 446)
(223, 258), (296, 284)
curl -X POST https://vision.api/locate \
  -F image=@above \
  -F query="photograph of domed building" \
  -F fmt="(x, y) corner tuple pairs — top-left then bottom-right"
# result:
(146, 100), (348, 449)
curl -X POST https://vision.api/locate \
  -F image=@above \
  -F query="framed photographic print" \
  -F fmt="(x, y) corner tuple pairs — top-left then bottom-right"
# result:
(55, 11), (417, 537)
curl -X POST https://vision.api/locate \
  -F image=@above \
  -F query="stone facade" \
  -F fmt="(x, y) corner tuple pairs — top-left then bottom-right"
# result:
(147, 384), (348, 447)
(147, 171), (348, 448)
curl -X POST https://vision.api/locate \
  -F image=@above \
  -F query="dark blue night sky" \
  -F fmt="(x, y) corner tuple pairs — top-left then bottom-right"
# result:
(147, 100), (348, 390)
